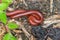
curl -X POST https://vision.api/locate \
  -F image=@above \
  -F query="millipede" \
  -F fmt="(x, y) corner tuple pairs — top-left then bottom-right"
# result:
(7, 10), (44, 26)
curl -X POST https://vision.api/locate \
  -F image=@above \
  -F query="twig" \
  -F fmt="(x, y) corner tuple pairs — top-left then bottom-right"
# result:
(0, 24), (6, 40)
(18, 35), (22, 40)
(45, 15), (60, 21)
(50, 0), (53, 13)
(22, 0), (28, 6)
(29, 35), (36, 40)
(42, 20), (60, 28)
(19, 22), (31, 38)
(14, 20), (31, 38)
(0, 24), (6, 36)
(13, 30), (23, 33)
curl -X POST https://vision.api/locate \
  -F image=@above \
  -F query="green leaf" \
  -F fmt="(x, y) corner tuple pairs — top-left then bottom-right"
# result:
(2, 0), (12, 4)
(0, 11), (7, 24)
(7, 22), (19, 30)
(3, 33), (17, 40)
(0, 3), (9, 10)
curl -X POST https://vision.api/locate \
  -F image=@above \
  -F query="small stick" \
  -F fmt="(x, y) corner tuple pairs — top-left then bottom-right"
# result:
(43, 20), (60, 28)
(18, 35), (22, 40)
(45, 15), (60, 21)
(13, 30), (23, 33)
(29, 35), (36, 40)
(22, 0), (28, 6)
(15, 20), (31, 38)
(50, 0), (53, 13)
(19, 22), (31, 38)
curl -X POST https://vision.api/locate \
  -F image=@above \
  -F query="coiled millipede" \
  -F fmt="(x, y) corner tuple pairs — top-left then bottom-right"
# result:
(7, 10), (44, 26)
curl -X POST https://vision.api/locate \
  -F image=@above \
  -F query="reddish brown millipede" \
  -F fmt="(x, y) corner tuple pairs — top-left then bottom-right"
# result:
(7, 10), (44, 26)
